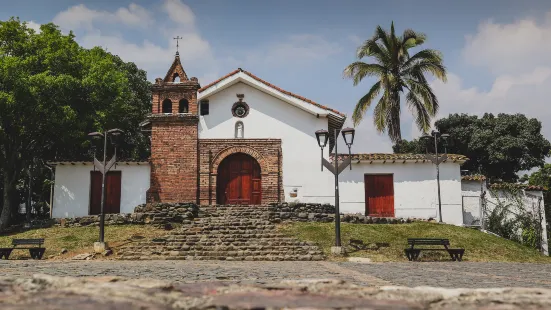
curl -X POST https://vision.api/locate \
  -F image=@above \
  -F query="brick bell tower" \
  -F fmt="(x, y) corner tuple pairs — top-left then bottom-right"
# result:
(146, 50), (201, 203)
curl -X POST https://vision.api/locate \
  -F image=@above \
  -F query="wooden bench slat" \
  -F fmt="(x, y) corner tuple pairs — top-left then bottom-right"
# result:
(12, 239), (44, 247)
(408, 238), (450, 246)
(12, 238), (44, 243)
(5, 239), (46, 260)
(405, 237), (464, 262)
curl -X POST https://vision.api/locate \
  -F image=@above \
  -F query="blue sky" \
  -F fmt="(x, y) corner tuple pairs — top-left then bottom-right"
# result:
(3, 0), (551, 152)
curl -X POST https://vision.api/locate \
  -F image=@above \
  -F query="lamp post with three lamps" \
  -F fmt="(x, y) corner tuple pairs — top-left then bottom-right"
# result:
(315, 127), (355, 254)
(421, 130), (450, 223)
(88, 128), (124, 251)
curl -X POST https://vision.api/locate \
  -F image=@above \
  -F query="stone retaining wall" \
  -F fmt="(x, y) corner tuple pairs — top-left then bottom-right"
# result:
(55, 203), (199, 227)
(53, 203), (424, 227)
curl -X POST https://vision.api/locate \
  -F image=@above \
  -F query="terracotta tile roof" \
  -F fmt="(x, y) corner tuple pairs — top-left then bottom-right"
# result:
(330, 153), (468, 163)
(198, 69), (240, 93)
(461, 175), (487, 181)
(489, 183), (547, 191)
(198, 68), (345, 117)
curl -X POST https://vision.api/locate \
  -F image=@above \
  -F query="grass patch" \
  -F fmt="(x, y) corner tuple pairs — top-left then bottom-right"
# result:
(280, 222), (551, 263)
(0, 225), (168, 259)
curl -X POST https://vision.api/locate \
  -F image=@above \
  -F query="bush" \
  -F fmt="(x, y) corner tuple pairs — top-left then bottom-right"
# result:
(484, 188), (544, 252)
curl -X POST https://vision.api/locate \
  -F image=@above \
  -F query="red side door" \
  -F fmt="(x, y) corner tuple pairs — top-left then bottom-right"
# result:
(364, 174), (394, 217)
(89, 171), (122, 215)
(105, 171), (121, 214)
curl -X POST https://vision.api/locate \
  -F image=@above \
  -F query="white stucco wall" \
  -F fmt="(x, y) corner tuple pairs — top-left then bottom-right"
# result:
(52, 163), (150, 218)
(337, 162), (464, 225)
(198, 81), (334, 203)
(461, 180), (548, 255)
(198, 80), (467, 224)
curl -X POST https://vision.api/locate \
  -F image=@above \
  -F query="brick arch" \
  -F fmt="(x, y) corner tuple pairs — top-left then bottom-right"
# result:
(211, 146), (267, 175)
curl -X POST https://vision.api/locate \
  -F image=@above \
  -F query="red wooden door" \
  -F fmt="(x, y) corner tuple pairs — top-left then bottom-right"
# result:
(217, 153), (261, 205)
(90, 171), (102, 215)
(364, 174), (394, 217)
(105, 171), (121, 214)
(89, 171), (122, 215)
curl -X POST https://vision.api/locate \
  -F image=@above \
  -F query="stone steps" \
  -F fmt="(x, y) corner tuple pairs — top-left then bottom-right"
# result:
(117, 205), (325, 261)
(123, 246), (320, 251)
(119, 254), (321, 261)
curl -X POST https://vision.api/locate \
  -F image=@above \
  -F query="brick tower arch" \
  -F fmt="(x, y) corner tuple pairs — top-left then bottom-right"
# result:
(211, 146), (267, 175)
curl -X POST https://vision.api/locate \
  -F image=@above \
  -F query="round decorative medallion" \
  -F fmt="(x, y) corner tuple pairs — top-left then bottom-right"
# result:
(232, 102), (249, 118)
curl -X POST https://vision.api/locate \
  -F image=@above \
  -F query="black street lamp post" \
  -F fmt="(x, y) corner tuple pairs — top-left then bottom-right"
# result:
(88, 129), (124, 244)
(421, 130), (450, 223)
(315, 127), (355, 252)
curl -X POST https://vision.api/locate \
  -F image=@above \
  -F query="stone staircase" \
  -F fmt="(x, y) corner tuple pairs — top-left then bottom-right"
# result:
(117, 205), (325, 261)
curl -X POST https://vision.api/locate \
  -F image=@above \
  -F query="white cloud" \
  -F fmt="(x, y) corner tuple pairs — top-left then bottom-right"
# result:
(433, 68), (551, 116)
(52, 1), (217, 81)
(430, 11), (551, 141)
(49, 1), (342, 85)
(344, 115), (393, 153)
(462, 12), (551, 74)
(115, 3), (153, 27)
(432, 68), (551, 137)
(53, 3), (153, 32)
(242, 34), (343, 67)
(26, 21), (41, 33)
(162, 0), (195, 26)
(53, 4), (103, 30)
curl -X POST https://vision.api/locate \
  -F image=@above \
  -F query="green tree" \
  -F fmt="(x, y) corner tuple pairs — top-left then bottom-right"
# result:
(343, 22), (447, 142)
(0, 18), (151, 230)
(393, 113), (551, 182)
(392, 138), (426, 154)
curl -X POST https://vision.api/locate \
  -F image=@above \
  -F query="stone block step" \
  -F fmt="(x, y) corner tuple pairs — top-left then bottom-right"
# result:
(119, 254), (324, 261)
(122, 244), (322, 252)
(117, 205), (325, 261)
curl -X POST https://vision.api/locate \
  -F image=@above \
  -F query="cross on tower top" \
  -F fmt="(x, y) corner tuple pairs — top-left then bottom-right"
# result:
(173, 36), (182, 55)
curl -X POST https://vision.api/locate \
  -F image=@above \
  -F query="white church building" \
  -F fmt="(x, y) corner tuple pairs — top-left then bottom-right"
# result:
(49, 52), (545, 239)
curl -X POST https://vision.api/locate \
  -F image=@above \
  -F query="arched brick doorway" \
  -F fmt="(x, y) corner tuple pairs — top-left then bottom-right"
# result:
(217, 153), (261, 205)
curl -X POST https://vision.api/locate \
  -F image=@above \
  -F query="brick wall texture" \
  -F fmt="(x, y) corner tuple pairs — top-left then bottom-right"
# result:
(147, 114), (199, 203)
(199, 139), (283, 205)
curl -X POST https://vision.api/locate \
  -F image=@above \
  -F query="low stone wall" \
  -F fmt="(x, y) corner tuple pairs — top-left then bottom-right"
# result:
(52, 203), (423, 227)
(55, 213), (144, 227)
(54, 203), (199, 227)
(200, 203), (419, 224)
(134, 202), (199, 224)
(271, 202), (336, 214)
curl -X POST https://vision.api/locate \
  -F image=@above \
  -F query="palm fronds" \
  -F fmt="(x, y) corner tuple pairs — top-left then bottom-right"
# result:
(344, 22), (447, 142)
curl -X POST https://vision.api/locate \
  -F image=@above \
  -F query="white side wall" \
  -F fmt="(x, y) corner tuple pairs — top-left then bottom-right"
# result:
(52, 164), (150, 218)
(337, 162), (464, 225)
(461, 180), (548, 255)
(199, 81), (334, 203)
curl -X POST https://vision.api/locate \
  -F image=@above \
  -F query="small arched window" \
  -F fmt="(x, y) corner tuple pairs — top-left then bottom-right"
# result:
(173, 73), (180, 83)
(179, 99), (189, 113)
(235, 121), (244, 139)
(162, 99), (172, 114)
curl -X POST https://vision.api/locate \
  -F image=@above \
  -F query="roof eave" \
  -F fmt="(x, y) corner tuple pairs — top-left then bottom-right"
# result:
(198, 70), (346, 121)
(48, 161), (149, 166)
(349, 159), (467, 165)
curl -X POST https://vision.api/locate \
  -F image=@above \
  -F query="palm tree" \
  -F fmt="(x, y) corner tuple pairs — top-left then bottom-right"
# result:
(343, 22), (447, 142)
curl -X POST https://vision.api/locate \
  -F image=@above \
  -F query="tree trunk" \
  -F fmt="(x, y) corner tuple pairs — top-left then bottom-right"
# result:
(0, 169), (17, 231)
(26, 165), (32, 225)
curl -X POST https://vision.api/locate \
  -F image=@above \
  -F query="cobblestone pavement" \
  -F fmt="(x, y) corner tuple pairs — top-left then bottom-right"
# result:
(0, 260), (550, 288)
